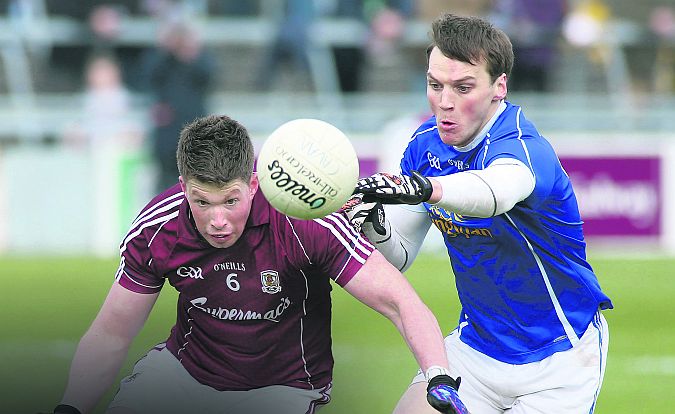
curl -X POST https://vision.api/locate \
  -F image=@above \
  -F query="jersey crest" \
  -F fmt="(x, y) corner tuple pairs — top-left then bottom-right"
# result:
(260, 270), (282, 294)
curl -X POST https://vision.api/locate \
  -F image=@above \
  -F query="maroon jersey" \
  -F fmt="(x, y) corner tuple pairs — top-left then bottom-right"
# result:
(115, 184), (374, 391)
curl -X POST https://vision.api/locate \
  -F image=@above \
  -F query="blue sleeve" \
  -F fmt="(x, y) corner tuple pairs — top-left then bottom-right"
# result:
(484, 132), (559, 209)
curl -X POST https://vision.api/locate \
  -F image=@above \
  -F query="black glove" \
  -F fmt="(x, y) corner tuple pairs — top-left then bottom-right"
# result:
(340, 193), (387, 235)
(355, 170), (433, 205)
(427, 375), (470, 414)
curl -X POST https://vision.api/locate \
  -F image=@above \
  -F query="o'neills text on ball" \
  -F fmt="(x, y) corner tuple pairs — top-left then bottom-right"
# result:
(267, 160), (328, 209)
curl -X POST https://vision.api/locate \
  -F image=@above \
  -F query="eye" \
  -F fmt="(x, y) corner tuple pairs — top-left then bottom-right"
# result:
(225, 198), (238, 206)
(427, 80), (442, 91)
(195, 199), (209, 207)
(456, 85), (472, 94)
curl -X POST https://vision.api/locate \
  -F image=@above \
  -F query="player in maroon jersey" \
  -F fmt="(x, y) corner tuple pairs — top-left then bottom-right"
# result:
(48, 115), (467, 414)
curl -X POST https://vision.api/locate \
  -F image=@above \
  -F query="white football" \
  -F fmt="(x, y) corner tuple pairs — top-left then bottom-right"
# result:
(257, 119), (359, 220)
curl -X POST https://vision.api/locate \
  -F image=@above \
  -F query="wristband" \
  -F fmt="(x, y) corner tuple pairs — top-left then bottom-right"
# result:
(54, 404), (82, 414)
(424, 365), (451, 382)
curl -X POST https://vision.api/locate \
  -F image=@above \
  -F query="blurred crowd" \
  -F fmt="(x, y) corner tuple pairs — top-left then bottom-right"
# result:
(3, 0), (674, 95)
(0, 0), (673, 187)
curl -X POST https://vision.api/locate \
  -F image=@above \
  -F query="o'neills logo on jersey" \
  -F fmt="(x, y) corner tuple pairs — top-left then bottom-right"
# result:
(213, 261), (246, 272)
(177, 266), (203, 279)
(261, 270), (282, 294)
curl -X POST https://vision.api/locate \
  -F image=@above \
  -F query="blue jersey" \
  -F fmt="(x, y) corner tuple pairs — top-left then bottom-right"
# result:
(401, 101), (613, 364)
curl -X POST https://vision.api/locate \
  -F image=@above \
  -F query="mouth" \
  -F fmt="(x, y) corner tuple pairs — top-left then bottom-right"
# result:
(438, 119), (457, 132)
(209, 233), (231, 242)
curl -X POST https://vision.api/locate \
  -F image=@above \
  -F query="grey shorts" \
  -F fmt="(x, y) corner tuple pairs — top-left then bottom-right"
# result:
(108, 344), (332, 414)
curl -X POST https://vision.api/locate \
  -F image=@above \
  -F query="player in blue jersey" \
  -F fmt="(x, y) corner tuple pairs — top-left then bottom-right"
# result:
(344, 13), (613, 414)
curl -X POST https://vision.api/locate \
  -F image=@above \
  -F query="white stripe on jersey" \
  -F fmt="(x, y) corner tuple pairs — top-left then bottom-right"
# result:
(409, 124), (437, 143)
(513, 106), (536, 178)
(298, 269), (314, 389)
(130, 192), (184, 228)
(313, 217), (369, 265)
(177, 307), (196, 362)
(333, 256), (352, 284)
(148, 219), (171, 247)
(118, 189), (183, 255)
(114, 256), (125, 281)
(286, 217), (312, 264)
(589, 312), (606, 413)
(120, 211), (179, 254)
(123, 198), (183, 243)
(114, 256), (163, 289)
(119, 270), (164, 289)
(481, 136), (491, 168)
(321, 213), (374, 255)
(503, 212), (580, 346)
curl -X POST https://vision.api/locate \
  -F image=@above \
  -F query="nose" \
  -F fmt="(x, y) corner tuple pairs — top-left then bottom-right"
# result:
(439, 89), (454, 111)
(210, 207), (228, 230)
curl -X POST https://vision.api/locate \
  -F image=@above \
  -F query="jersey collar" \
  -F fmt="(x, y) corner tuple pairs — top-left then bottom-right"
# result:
(453, 100), (507, 152)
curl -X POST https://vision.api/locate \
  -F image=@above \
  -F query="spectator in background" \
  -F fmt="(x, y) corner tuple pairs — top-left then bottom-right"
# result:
(39, 2), (141, 92)
(326, 0), (414, 93)
(256, 0), (316, 91)
(490, 0), (567, 92)
(648, 5), (675, 93)
(63, 52), (141, 150)
(142, 20), (215, 193)
(256, 0), (414, 93)
(88, 3), (146, 90)
(560, 0), (613, 93)
(88, 4), (123, 53)
(61, 52), (144, 257)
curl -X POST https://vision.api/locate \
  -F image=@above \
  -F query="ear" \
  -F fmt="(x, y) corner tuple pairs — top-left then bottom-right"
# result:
(249, 173), (259, 196)
(179, 176), (187, 193)
(493, 73), (508, 101)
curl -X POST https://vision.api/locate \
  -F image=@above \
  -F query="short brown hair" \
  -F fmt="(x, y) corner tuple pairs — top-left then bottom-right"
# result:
(426, 13), (513, 83)
(176, 115), (254, 186)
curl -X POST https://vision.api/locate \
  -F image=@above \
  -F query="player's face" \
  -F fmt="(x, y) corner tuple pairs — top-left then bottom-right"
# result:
(426, 47), (507, 147)
(180, 175), (259, 248)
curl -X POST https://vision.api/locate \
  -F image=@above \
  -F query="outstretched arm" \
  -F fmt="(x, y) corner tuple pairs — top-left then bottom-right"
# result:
(429, 158), (535, 217)
(59, 284), (159, 414)
(356, 158), (535, 218)
(343, 250), (446, 372)
(342, 250), (468, 413)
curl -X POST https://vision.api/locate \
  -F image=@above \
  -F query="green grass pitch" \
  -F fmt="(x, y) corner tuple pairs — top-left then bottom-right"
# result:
(2, 253), (674, 413)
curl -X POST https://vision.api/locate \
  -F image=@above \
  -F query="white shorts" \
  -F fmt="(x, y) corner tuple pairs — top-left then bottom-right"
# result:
(411, 312), (609, 414)
(108, 345), (332, 414)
